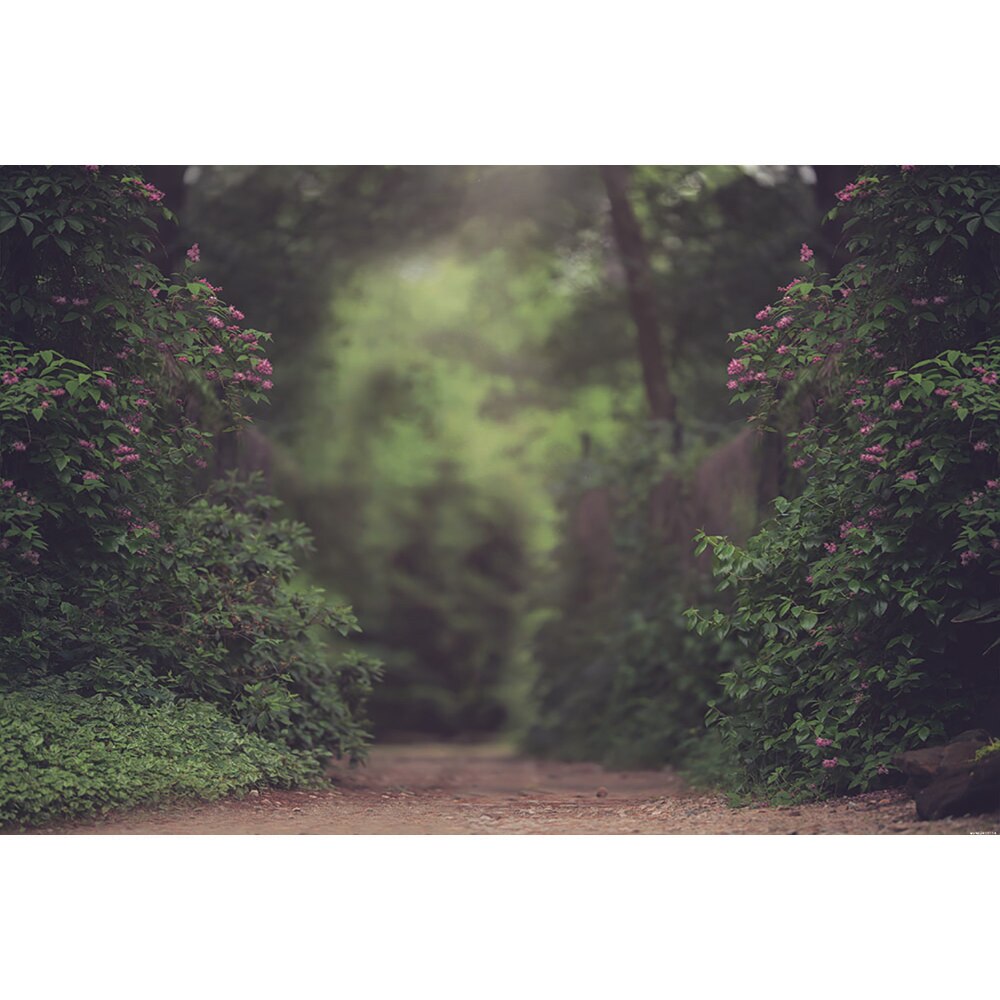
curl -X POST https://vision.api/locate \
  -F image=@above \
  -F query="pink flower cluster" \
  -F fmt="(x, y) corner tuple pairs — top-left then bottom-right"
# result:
(835, 178), (870, 203)
(821, 758), (839, 768)
(186, 244), (201, 263)
(800, 244), (814, 262)
(129, 179), (165, 203)
(815, 737), (833, 748)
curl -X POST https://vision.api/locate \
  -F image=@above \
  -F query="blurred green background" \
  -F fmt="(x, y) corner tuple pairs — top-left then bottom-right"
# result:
(153, 164), (829, 763)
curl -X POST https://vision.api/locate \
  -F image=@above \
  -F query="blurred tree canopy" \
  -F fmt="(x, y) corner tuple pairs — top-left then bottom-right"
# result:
(176, 165), (822, 743)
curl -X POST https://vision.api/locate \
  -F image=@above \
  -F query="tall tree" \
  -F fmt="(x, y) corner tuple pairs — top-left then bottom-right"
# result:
(600, 165), (678, 444)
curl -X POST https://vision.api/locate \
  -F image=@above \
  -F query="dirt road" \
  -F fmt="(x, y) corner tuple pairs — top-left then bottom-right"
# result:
(42, 741), (1000, 834)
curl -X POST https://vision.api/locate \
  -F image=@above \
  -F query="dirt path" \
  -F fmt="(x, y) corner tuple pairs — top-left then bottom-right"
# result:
(41, 742), (1000, 835)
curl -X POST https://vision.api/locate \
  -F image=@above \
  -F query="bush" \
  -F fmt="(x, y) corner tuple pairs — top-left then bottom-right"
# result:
(0, 166), (381, 823)
(691, 166), (1000, 800)
(0, 688), (314, 828)
(527, 425), (743, 773)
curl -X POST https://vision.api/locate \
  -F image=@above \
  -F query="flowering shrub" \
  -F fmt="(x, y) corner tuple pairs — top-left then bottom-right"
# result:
(690, 167), (1000, 799)
(0, 166), (381, 822)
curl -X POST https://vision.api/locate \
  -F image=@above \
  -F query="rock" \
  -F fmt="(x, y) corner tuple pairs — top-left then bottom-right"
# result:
(596, 786), (608, 798)
(894, 731), (1000, 820)
(893, 732), (988, 791)
(248, 790), (259, 798)
(913, 751), (1000, 821)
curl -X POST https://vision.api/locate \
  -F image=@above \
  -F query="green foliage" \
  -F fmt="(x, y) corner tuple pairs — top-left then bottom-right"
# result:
(527, 426), (743, 773)
(291, 253), (564, 735)
(692, 166), (1000, 800)
(0, 688), (314, 828)
(0, 166), (380, 823)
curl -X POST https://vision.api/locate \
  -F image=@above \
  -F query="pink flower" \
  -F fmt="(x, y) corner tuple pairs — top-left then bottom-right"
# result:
(815, 737), (833, 748)
(727, 358), (746, 376)
(824, 542), (838, 554)
(822, 758), (838, 768)
(982, 372), (998, 386)
(186, 244), (201, 263)
(82, 471), (101, 482)
(792, 458), (806, 469)
(889, 400), (903, 412)
(876, 764), (890, 775)
(776, 316), (793, 330)
(776, 344), (789, 355)
(12, 441), (27, 452)
(261, 380), (273, 391)
(98, 400), (111, 412)
(960, 550), (979, 566)
(899, 470), (918, 481)
(800, 244), (814, 262)
(207, 315), (225, 330)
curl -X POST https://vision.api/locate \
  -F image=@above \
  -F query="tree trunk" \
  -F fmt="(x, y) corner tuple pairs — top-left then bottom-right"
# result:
(600, 165), (678, 445)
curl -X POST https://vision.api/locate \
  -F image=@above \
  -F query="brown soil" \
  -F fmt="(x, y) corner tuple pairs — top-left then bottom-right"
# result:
(38, 741), (1000, 835)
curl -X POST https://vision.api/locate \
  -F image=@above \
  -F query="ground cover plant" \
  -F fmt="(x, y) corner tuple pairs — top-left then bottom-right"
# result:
(0, 166), (381, 827)
(691, 166), (1000, 801)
